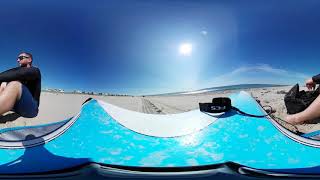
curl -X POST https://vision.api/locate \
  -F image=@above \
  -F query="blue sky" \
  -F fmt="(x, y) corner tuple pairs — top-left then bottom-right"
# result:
(0, 0), (320, 95)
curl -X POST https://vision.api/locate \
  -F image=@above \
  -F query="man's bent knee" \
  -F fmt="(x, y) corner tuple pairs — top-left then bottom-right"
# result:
(6, 81), (23, 100)
(7, 81), (22, 87)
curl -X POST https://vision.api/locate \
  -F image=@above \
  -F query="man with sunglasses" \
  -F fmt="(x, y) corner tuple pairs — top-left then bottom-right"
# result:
(0, 52), (41, 118)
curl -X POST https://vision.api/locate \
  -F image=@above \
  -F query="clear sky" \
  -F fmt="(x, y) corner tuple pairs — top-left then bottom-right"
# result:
(0, 0), (320, 95)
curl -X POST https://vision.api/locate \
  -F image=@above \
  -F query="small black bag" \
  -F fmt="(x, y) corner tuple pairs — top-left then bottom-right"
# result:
(284, 84), (320, 114)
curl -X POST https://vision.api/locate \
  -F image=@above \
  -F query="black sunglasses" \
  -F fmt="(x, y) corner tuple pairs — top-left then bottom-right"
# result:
(18, 56), (30, 60)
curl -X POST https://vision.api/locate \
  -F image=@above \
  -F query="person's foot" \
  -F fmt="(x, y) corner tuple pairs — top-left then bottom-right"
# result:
(285, 114), (304, 125)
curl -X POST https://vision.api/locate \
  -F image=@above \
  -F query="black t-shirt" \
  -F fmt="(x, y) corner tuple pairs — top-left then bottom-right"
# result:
(0, 67), (41, 106)
(313, 74), (320, 84)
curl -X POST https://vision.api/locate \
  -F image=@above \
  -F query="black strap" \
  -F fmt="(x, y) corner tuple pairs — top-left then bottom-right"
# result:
(199, 103), (272, 118)
(231, 107), (269, 118)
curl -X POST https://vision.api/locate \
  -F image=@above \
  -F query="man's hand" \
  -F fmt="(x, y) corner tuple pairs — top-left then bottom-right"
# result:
(0, 82), (7, 93)
(306, 78), (316, 90)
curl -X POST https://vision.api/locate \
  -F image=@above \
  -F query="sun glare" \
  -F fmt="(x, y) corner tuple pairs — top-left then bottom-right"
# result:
(179, 43), (192, 56)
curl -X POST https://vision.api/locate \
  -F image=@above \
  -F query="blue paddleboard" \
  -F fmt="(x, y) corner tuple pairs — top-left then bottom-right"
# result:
(0, 91), (319, 178)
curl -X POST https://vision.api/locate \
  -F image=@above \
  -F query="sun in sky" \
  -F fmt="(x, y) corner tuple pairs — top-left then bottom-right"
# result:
(179, 43), (192, 56)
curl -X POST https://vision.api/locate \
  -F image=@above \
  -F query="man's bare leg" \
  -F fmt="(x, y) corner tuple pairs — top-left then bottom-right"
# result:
(0, 81), (22, 115)
(286, 94), (320, 125)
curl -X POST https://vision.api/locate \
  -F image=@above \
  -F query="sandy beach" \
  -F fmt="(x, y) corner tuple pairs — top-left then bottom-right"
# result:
(1, 86), (319, 134)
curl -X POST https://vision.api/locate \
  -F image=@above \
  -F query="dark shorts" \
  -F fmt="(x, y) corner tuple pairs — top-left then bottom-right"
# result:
(12, 84), (39, 118)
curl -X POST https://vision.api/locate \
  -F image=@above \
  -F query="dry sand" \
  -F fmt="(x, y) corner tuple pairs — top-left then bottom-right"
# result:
(1, 86), (319, 134)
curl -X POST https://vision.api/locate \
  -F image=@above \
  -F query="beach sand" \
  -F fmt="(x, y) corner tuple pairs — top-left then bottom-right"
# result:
(1, 86), (319, 134)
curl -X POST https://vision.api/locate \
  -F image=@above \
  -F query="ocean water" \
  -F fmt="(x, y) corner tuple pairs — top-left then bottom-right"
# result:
(179, 84), (287, 95)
